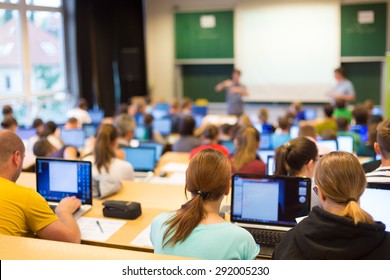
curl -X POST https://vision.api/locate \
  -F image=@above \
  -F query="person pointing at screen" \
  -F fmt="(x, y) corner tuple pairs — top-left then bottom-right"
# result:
(215, 69), (248, 116)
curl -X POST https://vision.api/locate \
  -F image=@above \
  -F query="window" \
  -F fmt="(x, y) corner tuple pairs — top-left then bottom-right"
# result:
(0, 0), (67, 126)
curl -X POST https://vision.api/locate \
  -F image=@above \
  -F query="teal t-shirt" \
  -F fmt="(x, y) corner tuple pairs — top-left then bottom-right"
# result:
(150, 212), (259, 260)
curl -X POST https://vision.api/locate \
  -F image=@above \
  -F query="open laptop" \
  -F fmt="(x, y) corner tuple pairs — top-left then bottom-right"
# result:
(337, 135), (354, 153)
(153, 118), (172, 136)
(35, 158), (93, 219)
(60, 129), (86, 148)
(138, 141), (163, 162)
(289, 125), (299, 139)
(259, 133), (272, 149)
(318, 139), (337, 152)
(361, 182), (390, 232)
(267, 155), (275, 175)
(231, 173), (311, 258)
(87, 109), (104, 124)
(220, 140), (235, 154)
(257, 149), (275, 163)
(122, 147), (156, 180)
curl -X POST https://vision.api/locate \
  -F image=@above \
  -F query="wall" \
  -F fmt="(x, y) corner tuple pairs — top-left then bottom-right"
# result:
(145, 0), (390, 104)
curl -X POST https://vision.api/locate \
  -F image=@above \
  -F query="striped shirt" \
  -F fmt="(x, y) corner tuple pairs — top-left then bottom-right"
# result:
(366, 166), (390, 183)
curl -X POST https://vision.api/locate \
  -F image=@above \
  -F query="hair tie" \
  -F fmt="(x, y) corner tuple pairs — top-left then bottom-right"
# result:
(196, 190), (209, 200)
(344, 197), (357, 203)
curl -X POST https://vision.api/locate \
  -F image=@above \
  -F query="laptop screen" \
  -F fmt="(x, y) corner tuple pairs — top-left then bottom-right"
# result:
(82, 123), (99, 138)
(16, 128), (36, 140)
(337, 135), (353, 153)
(231, 174), (311, 227)
(138, 141), (163, 161)
(87, 109), (104, 124)
(60, 129), (85, 148)
(267, 156), (275, 175)
(123, 147), (156, 172)
(257, 149), (275, 163)
(36, 158), (92, 204)
(290, 126), (299, 139)
(361, 183), (390, 231)
(318, 139), (337, 152)
(153, 118), (172, 135)
(260, 133), (272, 149)
(220, 140), (235, 154)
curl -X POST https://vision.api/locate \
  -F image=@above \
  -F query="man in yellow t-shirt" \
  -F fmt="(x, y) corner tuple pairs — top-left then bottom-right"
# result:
(0, 130), (81, 243)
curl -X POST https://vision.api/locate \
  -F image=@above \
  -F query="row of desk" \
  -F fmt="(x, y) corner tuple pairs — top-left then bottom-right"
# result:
(5, 152), (192, 260)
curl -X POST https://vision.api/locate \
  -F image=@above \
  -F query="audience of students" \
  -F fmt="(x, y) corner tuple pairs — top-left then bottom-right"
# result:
(143, 114), (165, 144)
(273, 152), (390, 259)
(189, 124), (230, 159)
(298, 125), (331, 156)
(150, 148), (259, 259)
(258, 108), (275, 133)
(42, 121), (64, 150)
(229, 126), (266, 175)
(113, 113), (136, 148)
(172, 115), (201, 152)
(33, 138), (78, 160)
(0, 130), (81, 243)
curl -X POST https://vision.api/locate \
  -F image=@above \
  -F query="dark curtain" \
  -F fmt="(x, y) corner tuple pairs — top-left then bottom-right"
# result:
(64, 0), (147, 116)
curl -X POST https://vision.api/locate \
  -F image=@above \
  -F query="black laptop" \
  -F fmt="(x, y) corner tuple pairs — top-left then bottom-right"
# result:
(231, 173), (311, 258)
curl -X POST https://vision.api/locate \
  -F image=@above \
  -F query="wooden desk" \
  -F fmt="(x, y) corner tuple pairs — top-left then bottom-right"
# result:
(0, 235), (191, 260)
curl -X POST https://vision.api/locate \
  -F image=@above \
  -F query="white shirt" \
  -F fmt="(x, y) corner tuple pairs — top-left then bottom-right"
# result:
(66, 108), (92, 125)
(83, 155), (134, 182)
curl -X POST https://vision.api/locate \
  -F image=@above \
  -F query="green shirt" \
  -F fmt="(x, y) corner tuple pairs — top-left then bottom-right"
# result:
(334, 108), (352, 123)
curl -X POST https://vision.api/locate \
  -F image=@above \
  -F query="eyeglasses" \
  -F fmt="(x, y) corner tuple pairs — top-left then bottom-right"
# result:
(313, 186), (319, 196)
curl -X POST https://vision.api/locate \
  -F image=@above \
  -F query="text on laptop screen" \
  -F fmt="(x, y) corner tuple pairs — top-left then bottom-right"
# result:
(360, 184), (390, 231)
(36, 159), (92, 204)
(123, 147), (156, 171)
(337, 135), (353, 153)
(60, 129), (85, 148)
(231, 175), (311, 227)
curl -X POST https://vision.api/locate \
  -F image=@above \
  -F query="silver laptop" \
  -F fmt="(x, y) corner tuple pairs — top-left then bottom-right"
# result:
(122, 147), (156, 181)
(231, 173), (311, 258)
(36, 158), (93, 220)
(337, 135), (354, 153)
(361, 182), (390, 231)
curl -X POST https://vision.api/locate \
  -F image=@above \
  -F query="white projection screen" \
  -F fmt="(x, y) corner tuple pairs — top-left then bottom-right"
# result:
(235, 0), (340, 103)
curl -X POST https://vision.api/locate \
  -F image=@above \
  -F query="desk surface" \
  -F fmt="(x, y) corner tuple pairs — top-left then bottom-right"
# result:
(0, 235), (191, 260)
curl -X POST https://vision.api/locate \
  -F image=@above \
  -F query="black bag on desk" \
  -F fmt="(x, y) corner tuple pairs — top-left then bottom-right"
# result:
(102, 200), (142, 220)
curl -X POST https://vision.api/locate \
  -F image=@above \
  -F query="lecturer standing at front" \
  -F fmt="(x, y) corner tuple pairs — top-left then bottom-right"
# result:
(330, 67), (356, 104)
(215, 69), (248, 116)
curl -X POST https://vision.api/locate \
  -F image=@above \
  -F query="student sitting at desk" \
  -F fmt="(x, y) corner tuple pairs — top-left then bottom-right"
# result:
(271, 116), (291, 149)
(33, 138), (79, 160)
(189, 124), (229, 159)
(0, 130), (81, 243)
(229, 126), (266, 175)
(83, 124), (134, 197)
(113, 113), (136, 148)
(336, 117), (362, 153)
(172, 115), (201, 153)
(274, 137), (320, 208)
(1, 116), (18, 132)
(150, 149), (259, 259)
(273, 152), (390, 259)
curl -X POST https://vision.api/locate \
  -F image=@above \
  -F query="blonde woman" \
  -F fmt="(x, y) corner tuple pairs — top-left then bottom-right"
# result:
(273, 152), (390, 259)
(150, 149), (259, 259)
(229, 127), (265, 174)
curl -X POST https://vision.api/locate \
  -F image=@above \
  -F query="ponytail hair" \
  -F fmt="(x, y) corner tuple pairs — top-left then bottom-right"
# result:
(163, 149), (231, 247)
(274, 137), (318, 176)
(94, 124), (117, 173)
(314, 152), (374, 224)
(232, 127), (260, 171)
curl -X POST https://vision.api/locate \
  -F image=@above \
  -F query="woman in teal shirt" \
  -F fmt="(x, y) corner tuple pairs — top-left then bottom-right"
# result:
(150, 149), (259, 260)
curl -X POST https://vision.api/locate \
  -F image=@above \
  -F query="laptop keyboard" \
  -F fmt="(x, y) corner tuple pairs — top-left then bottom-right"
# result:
(244, 227), (286, 247)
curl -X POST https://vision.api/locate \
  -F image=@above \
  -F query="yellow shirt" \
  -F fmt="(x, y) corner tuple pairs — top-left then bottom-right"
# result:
(0, 177), (58, 237)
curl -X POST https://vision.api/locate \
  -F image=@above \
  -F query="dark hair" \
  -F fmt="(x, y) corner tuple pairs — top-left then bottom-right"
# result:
(94, 124), (117, 173)
(115, 103), (129, 116)
(201, 124), (219, 141)
(336, 117), (349, 131)
(32, 118), (43, 128)
(335, 99), (346, 109)
(163, 149), (231, 247)
(334, 66), (345, 77)
(352, 104), (369, 125)
(143, 114), (154, 126)
(219, 123), (233, 136)
(68, 117), (78, 125)
(323, 104), (334, 118)
(78, 98), (88, 109)
(274, 137), (318, 176)
(278, 116), (291, 130)
(1, 116), (18, 129)
(33, 138), (55, 156)
(43, 121), (57, 136)
(178, 115), (196, 136)
(2, 105), (13, 116)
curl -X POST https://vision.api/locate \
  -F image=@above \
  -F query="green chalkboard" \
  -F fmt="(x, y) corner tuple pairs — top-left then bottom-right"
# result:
(342, 62), (381, 104)
(175, 11), (234, 59)
(182, 65), (234, 102)
(341, 3), (387, 57)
